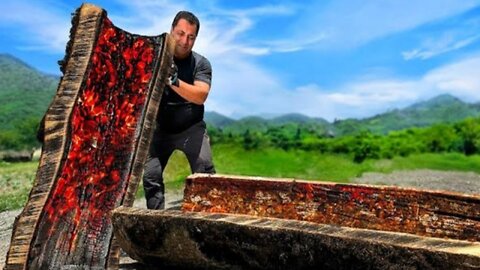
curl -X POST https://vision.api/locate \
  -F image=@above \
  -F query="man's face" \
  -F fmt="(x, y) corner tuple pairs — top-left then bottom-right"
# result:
(171, 18), (197, 59)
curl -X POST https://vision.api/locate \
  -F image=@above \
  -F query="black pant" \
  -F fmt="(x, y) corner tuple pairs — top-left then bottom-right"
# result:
(143, 120), (215, 209)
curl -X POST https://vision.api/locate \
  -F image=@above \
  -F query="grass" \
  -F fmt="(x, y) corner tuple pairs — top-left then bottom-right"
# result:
(2, 145), (480, 211)
(388, 153), (480, 173)
(134, 150), (191, 199)
(213, 144), (374, 181)
(212, 145), (480, 181)
(0, 161), (37, 211)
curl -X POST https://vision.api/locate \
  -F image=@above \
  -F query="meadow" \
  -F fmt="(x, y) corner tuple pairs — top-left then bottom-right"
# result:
(1, 143), (480, 211)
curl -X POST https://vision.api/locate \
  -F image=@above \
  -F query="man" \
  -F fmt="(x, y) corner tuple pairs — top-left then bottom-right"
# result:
(143, 11), (215, 209)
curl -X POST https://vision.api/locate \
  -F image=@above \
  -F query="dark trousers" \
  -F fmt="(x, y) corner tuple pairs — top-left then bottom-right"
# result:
(143, 120), (215, 209)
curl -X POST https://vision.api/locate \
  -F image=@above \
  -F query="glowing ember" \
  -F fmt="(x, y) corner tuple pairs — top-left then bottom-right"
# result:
(40, 18), (156, 251)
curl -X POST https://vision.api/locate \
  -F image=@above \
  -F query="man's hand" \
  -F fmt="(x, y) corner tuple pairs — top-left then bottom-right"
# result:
(167, 62), (179, 87)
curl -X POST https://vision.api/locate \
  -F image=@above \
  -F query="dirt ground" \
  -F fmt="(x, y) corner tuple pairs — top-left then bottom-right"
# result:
(0, 192), (183, 269)
(1, 170), (480, 268)
(352, 169), (480, 195)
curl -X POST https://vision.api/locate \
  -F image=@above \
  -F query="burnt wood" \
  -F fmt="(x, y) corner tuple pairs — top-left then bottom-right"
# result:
(112, 206), (480, 270)
(5, 3), (174, 269)
(112, 174), (480, 269)
(183, 174), (480, 242)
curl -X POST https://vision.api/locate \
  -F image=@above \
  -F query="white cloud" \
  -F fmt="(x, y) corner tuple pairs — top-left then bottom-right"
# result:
(3, 0), (480, 122)
(423, 55), (480, 98)
(208, 53), (480, 121)
(100, 0), (185, 35)
(328, 81), (419, 107)
(0, 1), (70, 52)
(288, 0), (480, 50)
(403, 32), (480, 60)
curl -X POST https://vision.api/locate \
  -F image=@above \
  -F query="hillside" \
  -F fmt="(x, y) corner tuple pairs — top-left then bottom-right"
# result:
(206, 94), (480, 136)
(0, 54), (57, 130)
(1, 53), (480, 150)
(335, 94), (480, 135)
(204, 111), (235, 128)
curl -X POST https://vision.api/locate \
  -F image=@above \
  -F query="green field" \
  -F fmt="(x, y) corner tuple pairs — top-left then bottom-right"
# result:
(1, 144), (480, 211)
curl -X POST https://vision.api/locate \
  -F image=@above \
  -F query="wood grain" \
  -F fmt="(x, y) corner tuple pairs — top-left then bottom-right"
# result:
(112, 173), (480, 269)
(112, 206), (480, 269)
(184, 174), (480, 242)
(5, 3), (173, 269)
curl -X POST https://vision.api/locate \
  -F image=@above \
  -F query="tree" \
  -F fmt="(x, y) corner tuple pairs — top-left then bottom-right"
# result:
(352, 131), (381, 163)
(455, 118), (480, 155)
(242, 129), (259, 150)
(422, 124), (458, 153)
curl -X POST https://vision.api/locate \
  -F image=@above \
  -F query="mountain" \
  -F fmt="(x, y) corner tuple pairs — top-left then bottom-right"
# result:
(206, 94), (480, 137)
(2, 53), (480, 141)
(222, 116), (271, 134)
(204, 111), (235, 128)
(0, 54), (58, 131)
(271, 113), (329, 125)
(205, 112), (332, 136)
(334, 94), (480, 135)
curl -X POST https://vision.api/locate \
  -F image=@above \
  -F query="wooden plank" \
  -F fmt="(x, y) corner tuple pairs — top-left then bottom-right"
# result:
(183, 174), (480, 242)
(112, 207), (480, 270)
(5, 3), (174, 269)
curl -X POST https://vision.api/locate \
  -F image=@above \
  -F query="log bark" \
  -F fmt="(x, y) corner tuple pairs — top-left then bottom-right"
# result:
(183, 174), (480, 242)
(112, 174), (480, 269)
(5, 3), (174, 269)
(112, 207), (480, 270)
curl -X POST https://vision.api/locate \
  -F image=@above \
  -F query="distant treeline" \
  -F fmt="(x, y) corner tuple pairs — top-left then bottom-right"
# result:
(0, 116), (41, 151)
(208, 117), (480, 163)
(2, 115), (480, 164)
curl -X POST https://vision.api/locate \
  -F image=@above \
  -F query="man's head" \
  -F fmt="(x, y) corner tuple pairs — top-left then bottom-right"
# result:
(171, 11), (200, 59)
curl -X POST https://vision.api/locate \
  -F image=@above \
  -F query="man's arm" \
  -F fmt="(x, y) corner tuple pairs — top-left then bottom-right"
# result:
(170, 80), (210, 105)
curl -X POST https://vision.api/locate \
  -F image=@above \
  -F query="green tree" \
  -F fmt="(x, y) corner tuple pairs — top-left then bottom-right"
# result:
(352, 131), (381, 163)
(242, 129), (259, 150)
(455, 118), (480, 155)
(421, 124), (458, 153)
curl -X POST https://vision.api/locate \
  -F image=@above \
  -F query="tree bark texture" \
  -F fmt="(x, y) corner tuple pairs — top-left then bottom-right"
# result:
(5, 3), (174, 269)
(112, 206), (480, 270)
(183, 174), (480, 242)
(112, 174), (480, 269)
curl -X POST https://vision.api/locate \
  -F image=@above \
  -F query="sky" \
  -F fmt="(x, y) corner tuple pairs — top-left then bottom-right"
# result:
(1, 0), (480, 121)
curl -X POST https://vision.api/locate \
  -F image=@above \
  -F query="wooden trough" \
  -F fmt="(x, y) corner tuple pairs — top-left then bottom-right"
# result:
(5, 3), (174, 269)
(112, 174), (480, 269)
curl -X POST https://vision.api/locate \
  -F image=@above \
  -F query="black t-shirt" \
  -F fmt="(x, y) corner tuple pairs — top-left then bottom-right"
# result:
(157, 51), (212, 133)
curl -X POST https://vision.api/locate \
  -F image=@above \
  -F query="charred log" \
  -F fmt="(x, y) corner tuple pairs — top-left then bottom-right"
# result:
(183, 174), (480, 242)
(112, 207), (480, 270)
(5, 3), (174, 269)
(113, 174), (480, 269)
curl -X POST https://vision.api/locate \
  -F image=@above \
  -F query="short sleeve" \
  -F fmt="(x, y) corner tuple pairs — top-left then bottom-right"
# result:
(194, 54), (212, 86)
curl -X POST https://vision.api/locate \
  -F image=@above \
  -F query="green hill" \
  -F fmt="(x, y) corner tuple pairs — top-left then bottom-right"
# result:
(270, 113), (325, 125)
(206, 94), (480, 137)
(223, 116), (270, 133)
(0, 54), (57, 129)
(204, 111), (235, 128)
(334, 94), (480, 135)
(0, 54), (58, 149)
(2, 53), (480, 150)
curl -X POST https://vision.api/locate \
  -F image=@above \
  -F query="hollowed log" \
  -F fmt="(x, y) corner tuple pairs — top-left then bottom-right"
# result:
(112, 174), (480, 269)
(5, 3), (174, 269)
(183, 174), (480, 242)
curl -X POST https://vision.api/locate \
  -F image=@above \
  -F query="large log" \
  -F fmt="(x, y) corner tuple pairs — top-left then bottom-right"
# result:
(183, 174), (480, 242)
(112, 174), (480, 269)
(5, 3), (174, 269)
(112, 207), (480, 270)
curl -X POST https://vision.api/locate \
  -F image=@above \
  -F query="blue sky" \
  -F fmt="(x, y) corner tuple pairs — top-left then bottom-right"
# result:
(2, 0), (480, 121)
